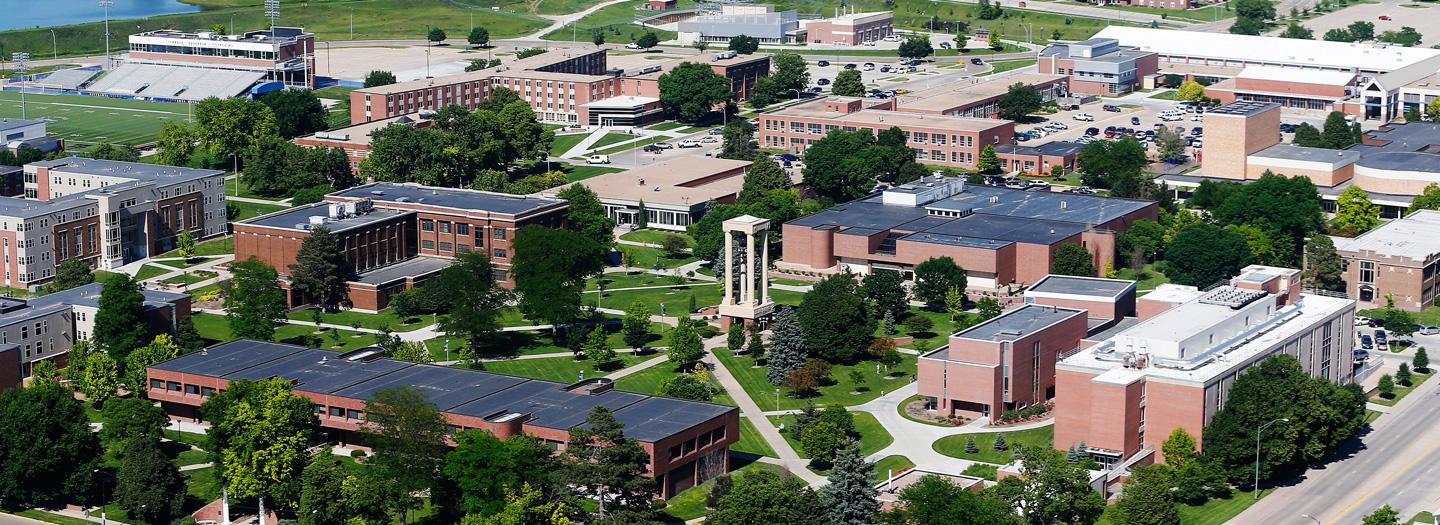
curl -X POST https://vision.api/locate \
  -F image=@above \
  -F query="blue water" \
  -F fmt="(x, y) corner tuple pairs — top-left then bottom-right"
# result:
(0, 0), (202, 31)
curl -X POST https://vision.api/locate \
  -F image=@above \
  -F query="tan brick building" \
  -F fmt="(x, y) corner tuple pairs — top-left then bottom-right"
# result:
(757, 97), (1014, 170)
(1331, 209), (1440, 311)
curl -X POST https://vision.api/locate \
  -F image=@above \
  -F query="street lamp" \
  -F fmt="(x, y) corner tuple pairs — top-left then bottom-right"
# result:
(12, 53), (29, 120)
(1254, 417), (1289, 499)
(100, 0), (112, 70)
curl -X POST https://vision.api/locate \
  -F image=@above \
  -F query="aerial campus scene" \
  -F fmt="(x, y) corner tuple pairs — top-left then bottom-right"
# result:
(6, 0), (1440, 524)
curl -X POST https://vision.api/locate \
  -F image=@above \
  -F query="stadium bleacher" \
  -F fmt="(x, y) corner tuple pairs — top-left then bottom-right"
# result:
(29, 68), (101, 90)
(85, 64), (265, 101)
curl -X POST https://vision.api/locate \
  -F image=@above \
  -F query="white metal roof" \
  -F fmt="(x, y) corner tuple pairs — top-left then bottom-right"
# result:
(1236, 66), (1355, 85)
(1093, 26), (1440, 72)
(1332, 209), (1440, 262)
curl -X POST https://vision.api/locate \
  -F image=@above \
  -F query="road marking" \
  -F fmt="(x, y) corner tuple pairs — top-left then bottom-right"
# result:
(1325, 416), (1440, 523)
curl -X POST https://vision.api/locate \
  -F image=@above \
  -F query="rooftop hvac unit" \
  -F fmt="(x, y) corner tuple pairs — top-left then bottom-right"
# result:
(308, 215), (329, 227)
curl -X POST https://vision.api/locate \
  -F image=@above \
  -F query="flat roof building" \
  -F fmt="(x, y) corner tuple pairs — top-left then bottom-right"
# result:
(1039, 38), (1159, 96)
(898, 73), (1068, 119)
(292, 114), (434, 174)
(235, 182), (568, 310)
(758, 97), (1016, 170)
(543, 157), (786, 231)
(798, 10), (893, 46)
(1332, 209), (1440, 311)
(124, 26), (315, 89)
(780, 177), (1158, 297)
(147, 339), (739, 497)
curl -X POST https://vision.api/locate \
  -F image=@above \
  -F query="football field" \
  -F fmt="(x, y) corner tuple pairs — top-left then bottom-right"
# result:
(0, 90), (191, 148)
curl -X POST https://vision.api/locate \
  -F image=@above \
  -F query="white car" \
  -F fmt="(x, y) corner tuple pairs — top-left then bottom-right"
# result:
(1072, 113), (1094, 121)
(1191, 114), (1203, 121)
(1048, 122), (1069, 130)
(586, 155), (610, 164)
(1421, 325), (1440, 335)
(701, 136), (719, 143)
(625, 42), (641, 49)
(678, 139), (702, 148)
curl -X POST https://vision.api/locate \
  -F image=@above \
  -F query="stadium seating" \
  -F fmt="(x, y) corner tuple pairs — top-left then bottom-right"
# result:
(29, 68), (100, 90)
(85, 64), (266, 101)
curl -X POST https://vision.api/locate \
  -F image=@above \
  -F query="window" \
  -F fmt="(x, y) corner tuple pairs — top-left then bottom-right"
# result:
(711, 427), (724, 442)
(202, 387), (215, 397)
(439, 222), (451, 234)
(493, 248), (507, 259)
(456, 223), (470, 235)
(150, 379), (164, 390)
(422, 240), (435, 250)
(329, 406), (344, 417)
(167, 381), (182, 392)
(184, 384), (199, 395)
(493, 229), (508, 241)
(1359, 260), (1376, 284)
(421, 220), (435, 232)
(439, 242), (453, 252)
(493, 269), (509, 282)
(457, 244), (471, 253)
(346, 409), (363, 420)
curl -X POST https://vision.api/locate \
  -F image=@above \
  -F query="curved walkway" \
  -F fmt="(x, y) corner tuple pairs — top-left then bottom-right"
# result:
(851, 382), (1055, 474)
(525, 0), (636, 39)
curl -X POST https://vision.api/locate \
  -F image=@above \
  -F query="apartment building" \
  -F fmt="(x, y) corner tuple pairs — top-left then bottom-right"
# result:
(757, 97), (1015, 170)
(234, 182), (568, 310)
(148, 339), (739, 497)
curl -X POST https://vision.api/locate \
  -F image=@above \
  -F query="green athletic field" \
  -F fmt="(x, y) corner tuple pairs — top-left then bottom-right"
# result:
(0, 91), (191, 148)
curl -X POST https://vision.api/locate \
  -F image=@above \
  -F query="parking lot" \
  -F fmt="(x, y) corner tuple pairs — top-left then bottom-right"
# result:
(1009, 100), (1206, 159)
(804, 58), (991, 97)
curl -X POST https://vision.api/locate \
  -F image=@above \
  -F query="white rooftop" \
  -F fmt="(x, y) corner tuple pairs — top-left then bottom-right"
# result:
(1236, 66), (1356, 86)
(1331, 209), (1440, 262)
(1093, 26), (1440, 73)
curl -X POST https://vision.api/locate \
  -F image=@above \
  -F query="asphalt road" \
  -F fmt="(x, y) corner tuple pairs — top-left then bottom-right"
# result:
(1234, 349), (1440, 524)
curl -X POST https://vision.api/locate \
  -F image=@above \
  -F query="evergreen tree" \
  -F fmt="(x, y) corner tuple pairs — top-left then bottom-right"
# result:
(993, 433), (1008, 451)
(767, 306), (808, 385)
(1378, 373), (1395, 398)
(1415, 347), (1430, 372)
(94, 274), (148, 362)
(636, 200), (648, 229)
(1398, 362), (1413, 386)
(289, 227), (354, 311)
(1304, 235), (1346, 292)
(566, 407), (654, 517)
(977, 144), (1000, 173)
(1293, 122), (1324, 147)
(882, 310), (896, 335)
(1322, 111), (1357, 149)
(819, 440), (880, 525)
(965, 437), (979, 453)
(748, 325), (765, 360)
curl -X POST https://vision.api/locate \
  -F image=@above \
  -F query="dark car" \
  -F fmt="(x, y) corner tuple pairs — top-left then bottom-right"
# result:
(817, 78), (831, 85)
(1016, 133), (1031, 142)
(1354, 349), (1370, 362)
(844, 63), (857, 70)
(1085, 127), (1099, 136)
(971, 58), (984, 65)
(1103, 104), (1122, 112)
(1130, 116), (1141, 125)
(1361, 334), (1374, 349)
(776, 153), (800, 162)
(1191, 126), (1203, 135)
(643, 144), (663, 153)
(818, 60), (831, 67)
(1376, 329), (1389, 346)
(1279, 123), (1296, 133)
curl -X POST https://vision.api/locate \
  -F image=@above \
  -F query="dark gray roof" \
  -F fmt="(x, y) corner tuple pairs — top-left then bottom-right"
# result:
(1029, 275), (1135, 298)
(28, 282), (188, 310)
(0, 194), (92, 219)
(28, 157), (223, 183)
(0, 166), (19, 177)
(914, 213), (1086, 245)
(331, 182), (565, 217)
(353, 256), (453, 286)
(925, 185), (1153, 226)
(1208, 101), (1279, 116)
(242, 203), (411, 232)
(952, 304), (1085, 343)
(1355, 151), (1440, 173)
(995, 141), (1084, 158)
(149, 339), (737, 443)
(0, 119), (43, 132)
(1084, 316), (1141, 341)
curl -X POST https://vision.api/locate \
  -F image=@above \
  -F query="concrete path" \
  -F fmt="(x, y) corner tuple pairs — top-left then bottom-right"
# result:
(558, 127), (612, 159)
(849, 382), (1056, 474)
(605, 353), (671, 380)
(524, 0), (637, 39)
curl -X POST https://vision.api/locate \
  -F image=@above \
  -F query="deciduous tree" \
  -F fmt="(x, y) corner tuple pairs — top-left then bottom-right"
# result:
(880, 474), (1013, 525)
(832, 69), (865, 97)
(658, 62), (732, 123)
(998, 82), (1043, 121)
(1113, 465), (1179, 525)
(738, 155), (790, 201)
(914, 256), (967, 304)
(728, 35), (760, 54)
(566, 407), (654, 517)
(993, 449), (1106, 525)
(798, 273), (875, 362)
(720, 120), (758, 161)
(802, 129), (880, 203)
(468, 27), (490, 46)
(667, 317), (705, 365)
(1051, 244), (1096, 276)
(365, 386), (451, 520)
(898, 36), (934, 60)
(1165, 223), (1253, 287)
(224, 257), (288, 341)
(49, 258), (94, 293)
(259, 89), (329, 139)
(433, 250), (512, 358)
(94, 273), (148, 362)
(513, 226), (606, 329)
(0, 383), (101, 508)
(1333, 185), (1380, 234)
(557, 184), (616, 250)
(124, 334), (182, 395)
(862, 269), (907, 321)
(444, 430), (555, 516)
(1363, 505), (1401, 525)
(707, 469), (823, 525)
(623, 301), (652, 349)
(115, 438), (187, 524)
(203, 378), (316, 518)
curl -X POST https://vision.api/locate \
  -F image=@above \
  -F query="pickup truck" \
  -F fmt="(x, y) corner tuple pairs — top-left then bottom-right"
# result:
(678, 140), (702, 148)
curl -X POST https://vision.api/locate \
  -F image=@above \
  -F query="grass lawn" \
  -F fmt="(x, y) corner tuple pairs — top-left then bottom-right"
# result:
(647, 122), (688, 131)
(190, 312), (385, 351)
(133, 264), (172, 282)
(549, 132), (589, 156)
(661, 460), (778, 521)
(1112, 2), (1234, 21)
(932, 425), (1054, 464)
(314, 86), (357, 100)
(962, 463), (999, 480)
(620, 229), (695, 247)
(184, 467), (223, 505)
(1174, 488), (1272, 525)
(715, 345), (916, 411)
(1411, 511), (1437, 524)
(590, 133), (640, 150)
(1366, 409), (1383, 424)
(159, 270), (217, 286)
(589, 271), (708, 290)
(617, 244), (699, 271)
(1361, 305), (1440, 327)
(776, 0), (1133, 43)
(611, 357), (737, 405)
(772, 411), (892, 458)
(1370, 369), (1433, 407)
(480, 353), (642, 384)
(0, 91), (188, 147)
(794, 43), (1026, 57)
(733, 418), (778, 457)
(155, 257), (220, 269)
(227, 199), (288, 221)
(594, 135), (667, 156)
(1115, 264), (1170, 291)
(1149, 90), (1180, 100)
(541, 0), (680, 42)
(158, 236), (234, 258)
(6, 510), (94, 525)
(872, 455), (915, 482)
(980, 59), (1038, 76)
(286, 307), (434, 332)
(561, 163), (625, 183)
(224, 177), (285, 201)
(874, 307), (977, 352)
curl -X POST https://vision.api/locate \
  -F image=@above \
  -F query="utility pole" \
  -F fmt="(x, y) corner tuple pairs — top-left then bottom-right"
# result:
(265, 0), (280, 85)
(13, 53), (28, 120)
(100, 0), (113, 70)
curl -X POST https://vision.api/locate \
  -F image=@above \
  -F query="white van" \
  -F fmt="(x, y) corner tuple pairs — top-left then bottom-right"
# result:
(586, 155), (610, 164)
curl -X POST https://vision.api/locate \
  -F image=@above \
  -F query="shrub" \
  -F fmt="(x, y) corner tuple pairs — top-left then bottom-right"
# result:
(351, 449), (367, 458)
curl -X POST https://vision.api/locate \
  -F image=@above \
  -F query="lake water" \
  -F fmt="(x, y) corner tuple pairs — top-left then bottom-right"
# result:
(0, 0), (202, 31)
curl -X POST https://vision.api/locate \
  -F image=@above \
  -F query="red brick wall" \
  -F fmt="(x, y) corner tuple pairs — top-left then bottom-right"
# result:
(1143, 380), (1206, 457)
(0, 346), (18, 392)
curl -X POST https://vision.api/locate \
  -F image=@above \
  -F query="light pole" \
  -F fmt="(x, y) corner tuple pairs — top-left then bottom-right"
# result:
(774, 388), (779, 411)
(100, 0), (112, 70)
(1254, 417), (1289, 499)
(1301, 514), (1320, 525)
(13, 53), (29, 120)
(265, 0), (280, 86)
(50, 30), (57, 61)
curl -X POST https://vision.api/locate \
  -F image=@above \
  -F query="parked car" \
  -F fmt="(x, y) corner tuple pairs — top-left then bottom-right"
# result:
(1421, 325), (1440, 335)
(701, 136), (719, 143)
(1023, 180), (1050, 191)
(709, 127), (724, 135)
(1354, 348), (1370, 362)
(1073, 113), (1095, 121)
(1279, 123), (1297, 133)
(1191, 126), (1203, 136)
(880, 65), (893, 73)
(586, 155), (610, 164)
(1103, 104), (1122, 112)
(971, 58), (984, 65)
(808, 86), (823, 93)
(940, 41), (953, 49)
(653, 141), (674, 149)
(1085, 127), (1100, 136)
(1380, 15), (1392, 20)
(884, 89), (897, 97)
(625, 42), (642, 49)
(1376, 329), (1389, 347)
(1361, 334), (1374, 349)
(643, 144), (663, 153)
(1355, 315), (1373, 326)
(1370, 317), (1386, 327)
(1131, 116), (1141, 125)
(844, 63), (858, 69)
(863, 62), (876, 71)
(817, 78), (831, 85)
(818, 60), (831, 67)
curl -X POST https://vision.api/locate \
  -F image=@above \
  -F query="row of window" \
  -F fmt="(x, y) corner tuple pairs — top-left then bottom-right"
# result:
(667, 426), (728, 461)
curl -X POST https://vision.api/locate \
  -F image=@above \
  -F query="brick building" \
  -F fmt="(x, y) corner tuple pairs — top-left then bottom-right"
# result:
(1331, 209), (1440, 311)
(349, 49), (770, 127)
(234, 182), (567, 310)
(1038, 38), (1158, 96)
(1203, 67), (1358, 112)
(126, 27), (315, 88)
(292, 114), (434, 174)
(758, 97), (1015, 170)
(1055, 266), (1354, 469)
(543, 157), (793, 231)
(0, 283), (189, 384)
(0, 158), (225, 290)
(897, 73), (1069, 119)
(147, 339), (739, 497)
(994, 141), (1084, 176)
(779, 177), (1158, 297)
(799, 11), (893, 45)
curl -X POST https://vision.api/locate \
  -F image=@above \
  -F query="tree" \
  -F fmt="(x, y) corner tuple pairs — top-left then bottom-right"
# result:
(94, 273), (148, 362)
(1118, 219), (1166, 265)
(767, 306), (808, 385)
(434, 251), (512, 357)
(194, 96), (278, 170)
(1323, 28), (1354, 41)
(1379, 306), (1416, 337)
(0, 383), (101, 508)
(155, 121), (197, 166)
(461, 482), (570, 525)
(720, 120), (758, 161)
(729, 35), (760, 54)
(727, 323), (746, 352)
(593, 29), (606, 48)
(914, 256), (967, 304)
(1363, 505), (1402, 525)
(49, 258), (94, 292)
(623, 301), (652, 349)
(802, 129), (882, 203)
(1379, 26), (1423, 46)
(566, 407), (654, 517)
(769, 53), (811, 97)
(819, 440), (879, 525)
(667, 317), (705, 365)
(992, 449), (1105, 525)
(365, 386), (451, 519)
(513, 226), (606, 329)
(259, 89), (329, 139)
(659, 371), (715, 401)
(1303, 235), (1345, 292)
(1322, 111), (1357, 149)
(1288, 122), (1323, 148)
(87, 142), (140, 162)
(364, 70), (397, 88)
(798, 274), (875, 362)
(1398, 362), (1413, 386)
(738, 155), (790, 201)
(832, 69), (865, 97)
(1113, 465), (1179, 525)
(124, 334), (182, 395)
(1154, 125), (1188, 159)
(299, 456), (350, 525)
(1280, 22), (1314, 39)
(224, 258), (288, 341)
(1416, 347), (1430, 372)
(97, 397), (166, 449)
(1201, 355), (1365, 485)
(748, 325), (765, 359)
(584, 327), (622, 370)
(708, 469), (823, 525)
(799, 420), (847, 463)
(636, 31), (660, 49)
(987, 32), (1002, 50)
(1349, 20), (1376, 40)
(1051, 244), (1096, 276)
(1213, 173), (1324, 256)
(203, 378), (316, 520)
(468, 27), (490, 46)
(1077, 136), (1149, 191)
(880, 474), (1013, 525)
(1378, 373), (1397, 398)
(901, 315), (934, 335)
(289, 227), (353, 311)
(558, 183), (616, 250)
(444, 430), (555, 516)
(862, 270), (907, 321)
(973, 143), (1001, 174)
(897, 36), (935, 60)
(658, 62), (730, 123)
(428, 27), (448, 42)
(998, 82), (1043, 121)
(1333, 185), (1380, 234)
(1165, 223), (1253, 287)
(1234, 0), (1276, 21)
(115, 438), (187, 524)
(974, 297), (1002, 322)
(1161, 428), (1199, 467)
(954, 32), (969, 51)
